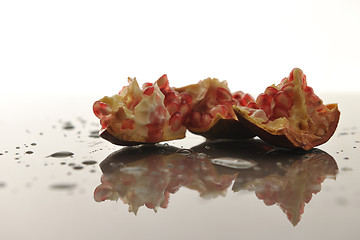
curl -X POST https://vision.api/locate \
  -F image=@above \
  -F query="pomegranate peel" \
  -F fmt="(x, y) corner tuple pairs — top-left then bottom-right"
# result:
(233, 68), (340, 150)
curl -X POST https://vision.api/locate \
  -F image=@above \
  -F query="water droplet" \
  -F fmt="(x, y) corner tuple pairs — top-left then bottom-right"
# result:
(25, 151), (34, 154)
(82, 160), (97, 165)
(176, 149), (193, 155)
(211, 157), (257, 169)
(50, 183), (76, 190)
(344, 157), (349, 160)
(89, 133), (100, 138)
(31, 143), (37, 146)
(0, 182), (6, 188)
(63, 122), (75, 130)
(47, 151), (74, 158)
(68, 163), (76, 166)
(16, 147), (20, 149)
(73, 166), (83, 170)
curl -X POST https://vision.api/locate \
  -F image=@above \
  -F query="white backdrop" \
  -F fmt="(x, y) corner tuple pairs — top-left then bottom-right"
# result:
(1, 0), (359, 97)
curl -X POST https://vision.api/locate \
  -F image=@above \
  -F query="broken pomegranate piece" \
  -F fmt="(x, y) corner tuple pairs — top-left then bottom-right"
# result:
(93, 75), (190, 145)
(175, 78), (255, 140)
(233, 68), (340, 150)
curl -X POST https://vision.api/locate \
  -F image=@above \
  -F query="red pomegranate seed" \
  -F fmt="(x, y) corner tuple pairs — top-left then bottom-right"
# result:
(166, 101), (180, 115)
(180, 92), (192, 105)
(206, 98), (217, 109)
(202, 113), (212, 127)
(142, 82), (153, 89)
(310, 94), (323, 111)
(169, 112), (183, 131)
(246, 101), (258, 109)
(303, 86), (314, 94)
(240, 93), (254, 106)
(164, 91), (178, 103)
(256, 93), (272, 107)
(281, 83), (295, 97)
(288, 69), (294, 82)
(157, 74), (169, 93)
(217, 87), (233, 102)
(190, 111), (202, 127)
(150, 106), (167, 125)
(143, 86), (154, 96)
(210, 105), (229, 118)
(179, 101), (191, 116)
(160, 191), (170, 208)
(232, 91), (244, 101)
(93, 101), (112, 119)
(121, 119), (135, 130)
(100, 116), (112, 129)
(145, 202), (155, 209)
(271, 106), (290, 119)
(264, 86), (278, 97)
(273, 91), (293, 110)
(260, 105), (272, 117)
(302, 74), (307, 87)
(146, 123), (163, 142)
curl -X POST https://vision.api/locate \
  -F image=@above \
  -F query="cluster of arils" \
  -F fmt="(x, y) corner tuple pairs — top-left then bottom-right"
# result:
(93, 68), (340, 150)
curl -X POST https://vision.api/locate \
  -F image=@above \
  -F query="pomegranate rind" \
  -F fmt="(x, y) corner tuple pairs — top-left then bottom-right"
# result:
(99, 129), (153, 146)
(234, 102), (340, 150)
(187, 115), (255, 140)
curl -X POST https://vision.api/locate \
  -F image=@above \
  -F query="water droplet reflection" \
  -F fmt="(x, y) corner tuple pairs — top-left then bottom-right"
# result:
(211, 157), (257, 169)
(47, 151), (74, 158)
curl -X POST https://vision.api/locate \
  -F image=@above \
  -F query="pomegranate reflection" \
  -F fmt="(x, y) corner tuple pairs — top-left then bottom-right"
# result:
(94, 144), (239, 214)
(94, 140), (338, 225)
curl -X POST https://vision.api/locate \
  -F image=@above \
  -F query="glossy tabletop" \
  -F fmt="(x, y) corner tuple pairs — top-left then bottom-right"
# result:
(0, 93), (359, 240)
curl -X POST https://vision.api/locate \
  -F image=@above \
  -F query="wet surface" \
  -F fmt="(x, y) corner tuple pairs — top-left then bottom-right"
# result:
(0, 93), (359, 239)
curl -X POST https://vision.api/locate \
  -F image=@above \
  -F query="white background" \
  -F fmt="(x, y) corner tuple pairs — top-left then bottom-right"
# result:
(1, 0), (360, 97)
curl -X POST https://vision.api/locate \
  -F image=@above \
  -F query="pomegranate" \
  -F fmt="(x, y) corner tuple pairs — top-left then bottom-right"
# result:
(175, 78), (255, 140)
(233, 68), (340, 150)
(93, 75), (192, 145)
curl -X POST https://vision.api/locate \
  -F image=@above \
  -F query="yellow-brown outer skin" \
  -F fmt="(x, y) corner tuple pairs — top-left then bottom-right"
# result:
(234, 104), (340, 150)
